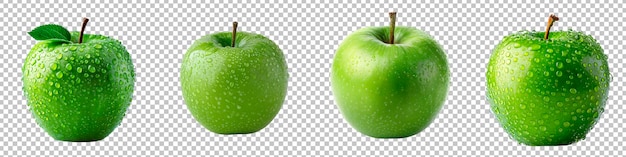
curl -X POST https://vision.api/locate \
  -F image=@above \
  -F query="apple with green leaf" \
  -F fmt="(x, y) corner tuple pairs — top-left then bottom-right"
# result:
(22, 18), (135, 141)
(331, 12), (450, 138)
(181, 22), (288, 134)
(487, 14), (610, 145)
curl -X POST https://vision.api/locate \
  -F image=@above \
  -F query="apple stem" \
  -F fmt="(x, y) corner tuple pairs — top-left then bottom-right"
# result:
(232, 21), (238, 47)
(389, 12), (397, 44)
(79, 18), (89, 44)
(544, 14), (559, 40)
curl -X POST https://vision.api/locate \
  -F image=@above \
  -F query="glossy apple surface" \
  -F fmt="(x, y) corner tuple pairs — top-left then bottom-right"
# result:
(332, 26), (450, 138)
(23, 32), (135, 141)
(487, 30), (609, 145)
(181, 31), (288, 134)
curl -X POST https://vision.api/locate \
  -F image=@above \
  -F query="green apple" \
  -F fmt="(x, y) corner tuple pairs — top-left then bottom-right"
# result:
(487, 15), (610, 145)
(331, 12), (450, 138)
(180, 22), (288, 134)
(22, 18), (135, 141)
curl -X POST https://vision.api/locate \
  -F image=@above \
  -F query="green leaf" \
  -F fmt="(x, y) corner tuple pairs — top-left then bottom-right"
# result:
(28, 24), (71, 41)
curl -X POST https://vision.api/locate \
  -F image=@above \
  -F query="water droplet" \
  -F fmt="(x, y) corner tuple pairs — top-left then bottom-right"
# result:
(55, 72), (63, 78)
(570, 88), (577, 94)
(65, 63), (72, 70)
(57, 54), (63, 59)
(577, 73), (583, 78)
(86, 54), (91, 59)
(565, 59), (572, 63)
(556, 62), (564, 69)
(563, 122), (571, 127)
(543, 96), (550, 102)
(69, 46), (77, 51)
(55, 83), (60, 88)
(77, 67), (83, 73)
(547, 49), (553, 53)
(556, 71), (563, 77)
(544, 71), (550, 76)
(94, 44), (103, 49)
(51, 63), (58, 70)
(557, 102), (563, 107)
(561, 51), (568, 56)
(88, 65), (96, 73)
(540, 126), (547, 131)
(530, 44), (541, 50)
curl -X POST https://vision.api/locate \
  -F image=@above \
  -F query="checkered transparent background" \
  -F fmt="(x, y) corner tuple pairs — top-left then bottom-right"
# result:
(1, 0), (624, 156)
